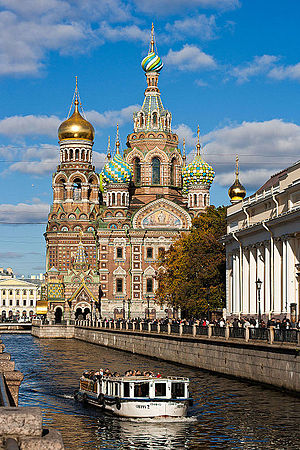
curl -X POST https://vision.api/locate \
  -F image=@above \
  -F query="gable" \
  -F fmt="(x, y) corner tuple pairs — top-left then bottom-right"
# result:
(132, 198), (192, 230)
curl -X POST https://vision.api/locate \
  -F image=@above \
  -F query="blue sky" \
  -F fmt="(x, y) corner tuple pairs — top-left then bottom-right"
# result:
(1, 0), (300, 275)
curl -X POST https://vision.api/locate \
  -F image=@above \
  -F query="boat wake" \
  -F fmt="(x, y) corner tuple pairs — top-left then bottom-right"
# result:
(119, 416), (198, 423)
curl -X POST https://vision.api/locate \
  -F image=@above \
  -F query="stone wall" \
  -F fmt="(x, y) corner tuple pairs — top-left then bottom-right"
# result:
(74, 326), (300, 393)
(31, 324), (75, 339)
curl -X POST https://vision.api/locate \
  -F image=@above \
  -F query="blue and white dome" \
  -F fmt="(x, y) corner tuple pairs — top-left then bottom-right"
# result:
(182, 154), (215, 192)
(101, 151), (132, 184)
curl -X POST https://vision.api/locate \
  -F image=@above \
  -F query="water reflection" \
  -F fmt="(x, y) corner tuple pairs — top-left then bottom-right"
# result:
(2, 334), (300, 449)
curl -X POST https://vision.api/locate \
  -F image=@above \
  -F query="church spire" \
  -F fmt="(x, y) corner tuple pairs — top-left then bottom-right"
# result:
(228, 155), (246, 203)
(196, 125), (201, 157)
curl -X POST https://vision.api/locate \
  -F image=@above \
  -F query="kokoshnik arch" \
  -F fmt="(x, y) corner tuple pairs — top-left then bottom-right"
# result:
(42, 25), (215, 322)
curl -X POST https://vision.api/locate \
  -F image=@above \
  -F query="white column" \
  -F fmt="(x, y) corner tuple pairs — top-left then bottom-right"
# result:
(273, 239), (282, 314)
(233, 252), (240, 314)
(249, 247), (257, 314)
(286, 238), (296, 312)
(264, 243), (271, 315)
(257, 245), (265, 314)
(242, 249), (249, 315)
(282, 239), (287, 313)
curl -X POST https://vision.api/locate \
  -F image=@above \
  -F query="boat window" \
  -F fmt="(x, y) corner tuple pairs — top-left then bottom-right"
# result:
(134, 382), (149, 398)
(155, 383), (166, 397)
(114, 383), (119, 396)
(123, 382), (130, 397)
(171, 382), (185, 398)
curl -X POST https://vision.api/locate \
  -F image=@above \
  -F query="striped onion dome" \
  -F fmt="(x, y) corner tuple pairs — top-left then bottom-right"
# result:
(101, 147), (132, 184)
(182, 154), (215, 190)
(141, 51), (163, 72)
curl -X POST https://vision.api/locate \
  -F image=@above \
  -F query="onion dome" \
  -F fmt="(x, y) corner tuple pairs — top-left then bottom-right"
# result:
(58, 77), (95, 141)
(101, 125), (132, 184)
(182, 127), (215, 189)
(141, 24), (163, 72)
(228, 156), (246, 203)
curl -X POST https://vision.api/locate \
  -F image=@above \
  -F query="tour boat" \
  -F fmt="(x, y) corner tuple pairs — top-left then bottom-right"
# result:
(74, 372), (193, 418)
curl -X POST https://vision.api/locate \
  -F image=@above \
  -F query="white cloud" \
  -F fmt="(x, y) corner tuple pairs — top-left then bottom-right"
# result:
(98, 22), (148, 43)
(133, 0), (240, 14)
(0, 201), (49, 223)
(93, 151), (108, 171)
(0, 115), (60, 137)
(164, 45), (216, 71)
(87, 104), (140, 128)
(230, 55), (279, 83)
(203, 119), (300, 188)
(268, 62), (300, 81)
(173, 123), (197, 148)
(165, 15), (217, 41)
(7, 144), (59, 175)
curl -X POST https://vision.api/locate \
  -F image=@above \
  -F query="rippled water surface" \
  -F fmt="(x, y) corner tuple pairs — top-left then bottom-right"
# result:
(2, 334), (300, 449)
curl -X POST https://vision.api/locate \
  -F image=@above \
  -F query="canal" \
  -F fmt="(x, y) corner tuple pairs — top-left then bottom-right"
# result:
(2, 334), (300, 449)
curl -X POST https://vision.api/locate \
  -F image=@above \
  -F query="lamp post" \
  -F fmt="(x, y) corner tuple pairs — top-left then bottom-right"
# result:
(146, 296), (150, 321)
(127, 298), (131, 320)
(255, 278), (262, 324)
(122, 299), (125, 320)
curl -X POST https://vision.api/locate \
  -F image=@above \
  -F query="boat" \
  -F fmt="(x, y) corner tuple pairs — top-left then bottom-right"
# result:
(74, 371), (193, 418)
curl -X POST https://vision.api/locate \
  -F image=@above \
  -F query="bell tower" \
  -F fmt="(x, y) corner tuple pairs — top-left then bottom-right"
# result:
(45, 78), (100, 274)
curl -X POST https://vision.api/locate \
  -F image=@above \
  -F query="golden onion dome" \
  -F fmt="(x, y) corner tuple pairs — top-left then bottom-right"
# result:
(228, 155), (246, 203)
(58, 99), (95, 141)
(228, 179), (246, 202)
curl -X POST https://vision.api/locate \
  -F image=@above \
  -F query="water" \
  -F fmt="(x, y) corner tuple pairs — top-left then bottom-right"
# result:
(2, 334), (300, 449)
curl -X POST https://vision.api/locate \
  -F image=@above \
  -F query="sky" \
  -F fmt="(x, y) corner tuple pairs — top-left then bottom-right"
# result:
(1, 0), (300, 275)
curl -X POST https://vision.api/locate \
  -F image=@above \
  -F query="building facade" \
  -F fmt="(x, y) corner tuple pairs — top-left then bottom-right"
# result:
(44, 29), (215, 321)
(224, 160), (300, 323)
(0, 279), (40, 321)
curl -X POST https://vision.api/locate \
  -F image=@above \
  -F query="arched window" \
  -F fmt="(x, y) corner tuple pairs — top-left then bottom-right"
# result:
(152, 157), (161, 185)
(69, 149), (73, 160)
(152, 112), (158, 127)
(73, 178), (82, 201)
(170, 158), (176, 186)
(194, 193), (197, 206)
(140, 113), (144, 127)
(134, 157), (141, 185)
(75, 149), (79, 160)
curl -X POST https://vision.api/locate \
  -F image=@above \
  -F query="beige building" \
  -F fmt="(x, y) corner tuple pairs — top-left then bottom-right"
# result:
(224, 160), (300, 322)
(0, 279), (40, 321)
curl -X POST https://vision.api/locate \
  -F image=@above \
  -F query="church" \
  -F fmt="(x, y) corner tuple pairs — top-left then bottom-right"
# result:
(43, 27), (215, 323)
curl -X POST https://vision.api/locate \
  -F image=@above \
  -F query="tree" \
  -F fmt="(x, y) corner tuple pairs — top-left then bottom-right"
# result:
(156, 206), (227, 318)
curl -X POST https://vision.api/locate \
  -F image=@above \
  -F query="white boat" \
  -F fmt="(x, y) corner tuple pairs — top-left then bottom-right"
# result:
(74, 372), (193, 418)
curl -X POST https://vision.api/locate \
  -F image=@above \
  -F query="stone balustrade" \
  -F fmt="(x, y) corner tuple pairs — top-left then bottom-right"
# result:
(75, 320), (300, 346)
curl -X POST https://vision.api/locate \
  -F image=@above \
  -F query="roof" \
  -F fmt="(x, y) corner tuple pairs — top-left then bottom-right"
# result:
(0, 278), (38, 288)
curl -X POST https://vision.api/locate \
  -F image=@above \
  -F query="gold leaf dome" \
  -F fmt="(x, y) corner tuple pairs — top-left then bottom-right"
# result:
(228, 155), (246, 203)
(228, 179), (246, 202)
(58, 99), (95, 141)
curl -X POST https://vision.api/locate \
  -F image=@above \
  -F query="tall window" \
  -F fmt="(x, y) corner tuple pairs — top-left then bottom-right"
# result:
(116, 278), (123, 293)
(152, 157), (161, 185)
(152, 112), (158, 127)
(170, 158), (176, 186)
(134, 158), (141, 185)
(146, 247), (153, 259)
(140, 113), (144, 127)
(116, 247), (123, 259)
(73, 178), (82, 201)
(146, 278), (153, 293)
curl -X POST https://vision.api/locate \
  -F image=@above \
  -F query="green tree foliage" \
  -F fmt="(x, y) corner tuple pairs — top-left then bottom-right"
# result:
(156, 206), (227, 317)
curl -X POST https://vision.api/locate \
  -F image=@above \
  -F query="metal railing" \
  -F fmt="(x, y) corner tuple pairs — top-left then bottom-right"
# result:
(274, 329), (298, 343)
(229, 327), (245, 339)
(249, 328), (268, 341)
(74, 320), (299, 345)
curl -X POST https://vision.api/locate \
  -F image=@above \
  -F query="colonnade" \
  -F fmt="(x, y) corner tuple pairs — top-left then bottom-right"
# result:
(228, 235), (298, 317)
(187, 192), (209, 209)
(106, 191), (129, 207)
(60, 148), (92, 163)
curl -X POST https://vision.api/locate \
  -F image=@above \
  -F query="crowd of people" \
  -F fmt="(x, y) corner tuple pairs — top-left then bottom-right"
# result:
(82, 368), (161, 380)
(99, 316), (300, 329)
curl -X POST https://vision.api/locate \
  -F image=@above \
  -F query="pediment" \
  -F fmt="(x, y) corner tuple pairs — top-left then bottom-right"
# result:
(132, 198), (192, 230)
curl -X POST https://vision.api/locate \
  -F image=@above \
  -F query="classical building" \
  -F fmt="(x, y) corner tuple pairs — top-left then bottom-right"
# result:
(224, 158), (300, 323)
(44, 27), (215, 321)
(0, 278), (40, 321)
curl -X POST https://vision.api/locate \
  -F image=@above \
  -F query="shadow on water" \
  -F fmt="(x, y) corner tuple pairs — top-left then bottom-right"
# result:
(2, 334), (300, 449)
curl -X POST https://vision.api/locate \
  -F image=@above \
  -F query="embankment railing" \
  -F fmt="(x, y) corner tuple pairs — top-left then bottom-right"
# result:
(74, 320), (300, 345)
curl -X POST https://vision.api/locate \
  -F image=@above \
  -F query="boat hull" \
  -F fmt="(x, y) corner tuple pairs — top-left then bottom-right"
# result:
(76, 390), (189, 418)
